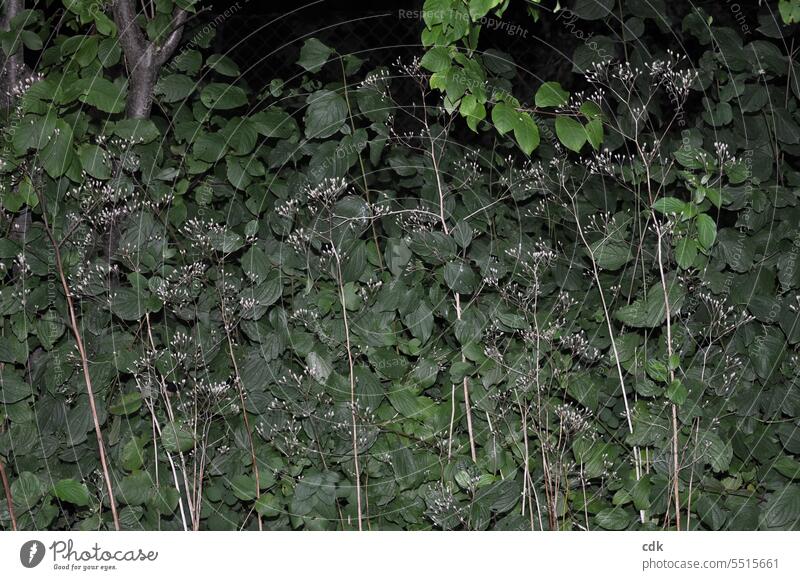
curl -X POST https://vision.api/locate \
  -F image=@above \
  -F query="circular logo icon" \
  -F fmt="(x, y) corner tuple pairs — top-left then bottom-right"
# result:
(20, 540), (46, 568)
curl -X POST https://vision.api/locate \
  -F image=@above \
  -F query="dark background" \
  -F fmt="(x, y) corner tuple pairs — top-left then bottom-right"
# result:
(199, 0), (774, 92)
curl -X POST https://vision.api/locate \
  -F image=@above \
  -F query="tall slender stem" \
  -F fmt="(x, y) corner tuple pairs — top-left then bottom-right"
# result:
(642, 156), (681, 531)
(333, 248), (363, 530)
(0, 460), (17, 530)
(426, 123), (477, 462)
(571, 190), (645, 524)
(218, 297), (263, 531)
(38, 195), (120, 531)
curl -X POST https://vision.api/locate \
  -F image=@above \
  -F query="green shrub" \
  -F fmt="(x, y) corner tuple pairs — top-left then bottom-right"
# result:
(0, 0), (799, 531)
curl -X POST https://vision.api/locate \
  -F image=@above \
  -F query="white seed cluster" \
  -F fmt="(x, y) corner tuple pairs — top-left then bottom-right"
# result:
(559, 330), (601, 362)
(424, 482), (465, 528)
(7, 70), (44, 100)
(556, 401), (592, 432)
(286, 227), (311, 254)
(395, 204), (440, 233)
(358, 67), (391, 99)
(393, 55), (423, 82)
(305, 177), (349, 214)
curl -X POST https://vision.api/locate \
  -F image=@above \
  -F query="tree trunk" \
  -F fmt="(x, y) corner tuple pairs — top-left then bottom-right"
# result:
(0, 0), (25, 109)
(126, 46), (157, 119)
(112, 0), (187, 119)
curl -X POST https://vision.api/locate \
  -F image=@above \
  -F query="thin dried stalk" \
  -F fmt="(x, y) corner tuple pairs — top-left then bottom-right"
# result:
(333, 247), (363, 530)
(142, 313), (195, 529)
(38, 196), (120, 531)
(427, 127), (477, 462)
(218, 304), (263, 532)
(643, 157), (681, 531)
(570, 191), (645, 524)
(0, 459), (17, 530)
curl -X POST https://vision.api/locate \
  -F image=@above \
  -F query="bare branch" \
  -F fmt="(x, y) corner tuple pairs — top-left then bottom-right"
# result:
(156, 7), (188, 66)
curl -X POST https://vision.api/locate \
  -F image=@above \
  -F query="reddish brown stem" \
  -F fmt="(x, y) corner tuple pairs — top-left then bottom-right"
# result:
(0, 460), (17, 530)
(38, 196), (120, 531)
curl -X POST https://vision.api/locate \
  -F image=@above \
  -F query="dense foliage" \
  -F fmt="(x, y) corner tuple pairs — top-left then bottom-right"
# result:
(1, 0), (800, 531)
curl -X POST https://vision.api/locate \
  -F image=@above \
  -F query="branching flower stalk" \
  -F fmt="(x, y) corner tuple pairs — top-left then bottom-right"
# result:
(37, 192), (120, 531)
(423, 114), (477, 463)
(217, 292), (263, 531)
(582, 55), (701, 530)
(141, 394), (190, 531)
(516, 393), (544, 530)
(144, 315), (201, 525)
(141, 313), (194, 531)
(635, 130), (683, 529)
(564, 174), (645, 524)
(339, 56), (384, 269)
